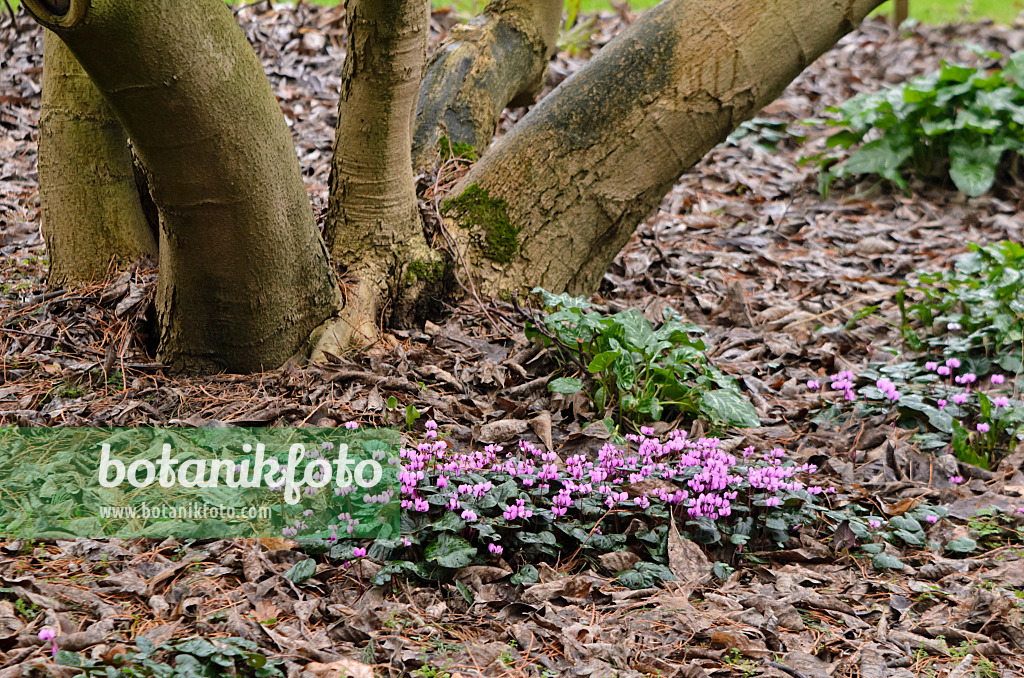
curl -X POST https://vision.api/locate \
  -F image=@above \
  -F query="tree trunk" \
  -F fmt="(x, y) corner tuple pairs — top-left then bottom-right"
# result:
(411, 0), (563, 170)
(326, 0), (440, 345)
(24, 0), (343, 373)
(39, 30), (156, 286)
(444, 0), (886, 300)
(892, 0), (908, 28)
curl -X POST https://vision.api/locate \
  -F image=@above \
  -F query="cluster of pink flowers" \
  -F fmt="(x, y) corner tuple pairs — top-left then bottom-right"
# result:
(502, 499), (533, 520)
(875, 378), (900, 402)
(281, 518), (308, 537)
(393, 421), (827, 557)
(810, 360), (1016, 448)
(824, 370), (857, 401)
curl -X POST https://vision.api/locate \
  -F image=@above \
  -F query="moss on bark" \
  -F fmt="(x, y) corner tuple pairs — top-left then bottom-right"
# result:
(448, 0), (886, 299)
(442, 183), (518, 263)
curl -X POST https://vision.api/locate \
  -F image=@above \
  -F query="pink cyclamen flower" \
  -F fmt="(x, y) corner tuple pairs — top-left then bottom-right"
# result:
(952, 393), (968, 405)
(937, 366), (951, 376)
(994, 396), (1010, 408)
(344, 421), (359, 430)
(949, 475), (964, 484)
(38, 628), (56, 656)
(926, 515), (939, 524)
(868, 520), (882, 529)
(806, 380), (820, 391)
(925, 361), (939, 371)
(991, 374), (1006, 385)
(946, 358), (961, 369)
(937, 399), (947, 411)
(488, 543), (503, 555)
(977, 423), (990, 433)
(353, 547), (367, 558)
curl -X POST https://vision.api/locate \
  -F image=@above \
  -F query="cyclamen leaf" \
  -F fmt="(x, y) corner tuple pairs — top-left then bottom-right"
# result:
(946, 537), (978, 553)
(425, 534), (477, 569)
(872, 553), (905, 570)
(284, 558), (317, 584)
(949, 142), (1003, 197)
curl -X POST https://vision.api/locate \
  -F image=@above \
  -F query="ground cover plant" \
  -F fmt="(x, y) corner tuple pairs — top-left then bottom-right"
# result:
(525, 289), (760, 428)
(804, 240), (1024, 469)
(53, 636), (283, 678)
(5, 6), (1024, 678)
(809, 49), (1024, 196)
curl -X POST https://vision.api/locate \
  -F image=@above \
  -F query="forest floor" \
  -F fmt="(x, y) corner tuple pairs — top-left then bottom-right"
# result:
(3, 5), (1024, 678)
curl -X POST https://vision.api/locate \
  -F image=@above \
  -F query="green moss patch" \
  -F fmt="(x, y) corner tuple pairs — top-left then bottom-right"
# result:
(406, 258), (446, 285)
(442, 183), (520, 264)
(439, 136), (478, 162)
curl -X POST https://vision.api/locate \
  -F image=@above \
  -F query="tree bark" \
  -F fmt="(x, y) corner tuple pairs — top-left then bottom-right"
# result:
(39, 30), (156, 286)
(326, 0), (440, 345)
(24, 0), (343, 373)
(445, 0), (887, 300)
(892, 0), (908, 28)
(411, 0), (563, 170)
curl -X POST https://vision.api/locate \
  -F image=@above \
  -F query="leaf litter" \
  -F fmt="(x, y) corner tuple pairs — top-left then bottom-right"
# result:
(2, 4), (1024, 677)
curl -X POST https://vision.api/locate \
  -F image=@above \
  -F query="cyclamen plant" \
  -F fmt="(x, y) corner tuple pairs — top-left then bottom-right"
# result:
(808, 358), (1024, 469)
(334, 421), (832, 584)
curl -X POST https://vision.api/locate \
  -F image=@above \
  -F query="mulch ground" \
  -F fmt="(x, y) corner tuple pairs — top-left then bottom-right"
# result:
(3, 5), (1024, 677)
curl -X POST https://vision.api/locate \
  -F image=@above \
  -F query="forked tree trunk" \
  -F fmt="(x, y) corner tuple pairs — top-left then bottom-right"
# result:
(325, 0), (439, 346)
(411, 0), (563, 169)
(39, 31), (155, 286)
(24, 0), (343, 373)
(443, 0), (887, 299)
(26, 0), (888, 372)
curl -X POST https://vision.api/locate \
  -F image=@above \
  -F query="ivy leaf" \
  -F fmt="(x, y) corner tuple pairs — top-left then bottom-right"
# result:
(548, 377), (583, 394)
(425, 534), (477, 569)
(700, 389), (760, 428)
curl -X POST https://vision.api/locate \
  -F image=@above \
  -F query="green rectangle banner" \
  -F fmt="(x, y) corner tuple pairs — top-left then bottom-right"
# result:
(0, 427), (400, 540)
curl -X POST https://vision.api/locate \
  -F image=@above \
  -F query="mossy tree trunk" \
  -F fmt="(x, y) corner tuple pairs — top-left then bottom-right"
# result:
(325, 0), (441, 346)
(410, 0), (563, 170)
(39, 30), (156, 286)
(25, 0), (886, 372)
(443, 0), (887, 300)
(24, 0), (343, 373)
